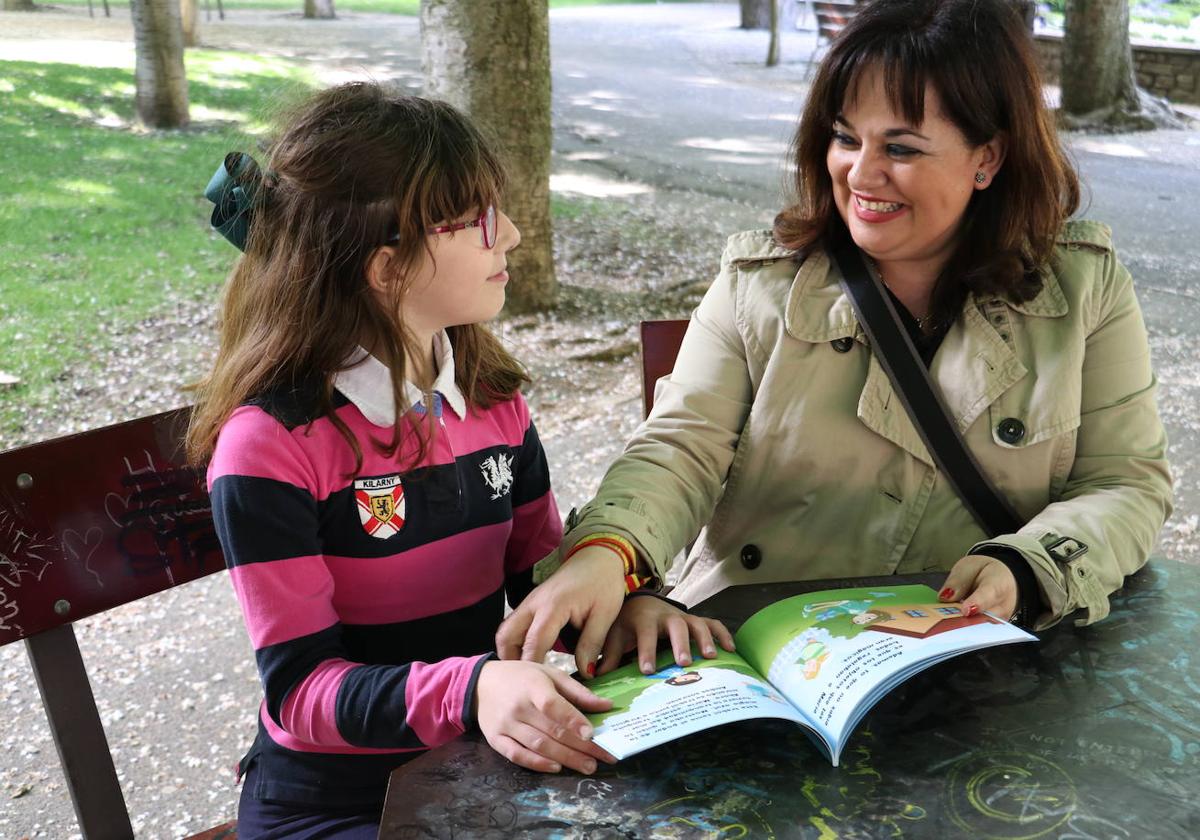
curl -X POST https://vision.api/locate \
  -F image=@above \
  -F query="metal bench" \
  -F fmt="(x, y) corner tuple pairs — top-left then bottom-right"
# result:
(807, 0), (865, 76)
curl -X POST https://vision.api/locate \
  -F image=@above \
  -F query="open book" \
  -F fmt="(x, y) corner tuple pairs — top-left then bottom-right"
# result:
(586, 584), (1035, 766)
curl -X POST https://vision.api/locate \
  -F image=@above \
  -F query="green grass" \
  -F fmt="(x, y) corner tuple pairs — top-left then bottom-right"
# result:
(0, 51), (623, 439)
(40, 0), (701, 15)
(0, 53), (317, 435)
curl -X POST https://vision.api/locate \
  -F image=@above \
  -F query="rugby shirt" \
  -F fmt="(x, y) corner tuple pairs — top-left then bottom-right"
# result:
(208, 333), (561, 807)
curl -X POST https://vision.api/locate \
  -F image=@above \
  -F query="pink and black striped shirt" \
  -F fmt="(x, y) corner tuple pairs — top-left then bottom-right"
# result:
(208, 338), (561, 806)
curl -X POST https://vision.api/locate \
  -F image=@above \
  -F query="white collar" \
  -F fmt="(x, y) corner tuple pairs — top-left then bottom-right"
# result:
(333, 331), (466, 427)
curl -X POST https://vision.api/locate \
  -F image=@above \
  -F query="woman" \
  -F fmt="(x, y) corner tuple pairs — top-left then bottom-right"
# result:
(497, 0), (1173, 675)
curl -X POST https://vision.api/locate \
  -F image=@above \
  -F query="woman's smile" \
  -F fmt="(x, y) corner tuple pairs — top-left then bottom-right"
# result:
(852, 193), (907, 222)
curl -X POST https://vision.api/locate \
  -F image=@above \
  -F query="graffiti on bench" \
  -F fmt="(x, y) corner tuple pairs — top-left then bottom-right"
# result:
(103, 450), (220, 580)
(0, 409), (225, 645)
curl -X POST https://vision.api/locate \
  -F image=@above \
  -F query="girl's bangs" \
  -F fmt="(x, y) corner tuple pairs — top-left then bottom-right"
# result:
(424, 138), (506, 227)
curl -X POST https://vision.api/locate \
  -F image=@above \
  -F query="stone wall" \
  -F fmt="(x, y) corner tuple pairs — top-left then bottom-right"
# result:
(1034, 33), (1200, 106)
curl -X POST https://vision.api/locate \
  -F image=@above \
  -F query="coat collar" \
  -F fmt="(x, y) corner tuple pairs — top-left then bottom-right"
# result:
(781, 248), (1065, 465)
(782, 248), (1069, 345)
(333, 331), (466, 427)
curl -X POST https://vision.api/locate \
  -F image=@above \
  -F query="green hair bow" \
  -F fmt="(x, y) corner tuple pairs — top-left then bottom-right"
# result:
(204, 152), (263, 252)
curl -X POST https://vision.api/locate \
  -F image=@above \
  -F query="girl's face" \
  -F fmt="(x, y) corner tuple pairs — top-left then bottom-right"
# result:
(826, 66), (1003, 280)
(401, 207), (521, 338)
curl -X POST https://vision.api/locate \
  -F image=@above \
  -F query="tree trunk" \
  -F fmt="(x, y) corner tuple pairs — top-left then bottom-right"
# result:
(3, 0), (37, 10)
(741, 0), (797, 31)
(421, 0), (556, 313)
(1060, 0), (1182, 130)
(1061, 0), (1137, 115)
(131, 0), (190, 129)
(303, 0), (335, 19)
(180, 0), (199, 47)
(766, 0), (780, 67)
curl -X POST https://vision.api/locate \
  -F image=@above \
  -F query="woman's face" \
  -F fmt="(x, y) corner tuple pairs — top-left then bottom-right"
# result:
(826, 67), (1004, 279)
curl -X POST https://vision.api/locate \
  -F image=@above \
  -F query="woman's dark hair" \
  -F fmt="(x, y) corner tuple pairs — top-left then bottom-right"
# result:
(775, 0), (1080, 324)
(187, 82), (528, 470)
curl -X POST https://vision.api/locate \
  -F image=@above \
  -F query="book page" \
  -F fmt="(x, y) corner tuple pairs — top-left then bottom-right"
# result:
(735, 585), (1036, 764)
(585, 648), (812, 760)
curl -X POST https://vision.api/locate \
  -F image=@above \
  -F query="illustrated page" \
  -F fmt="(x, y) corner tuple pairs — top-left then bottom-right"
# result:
(735, 585), (1036, 762)
(585, 648), (812, 760)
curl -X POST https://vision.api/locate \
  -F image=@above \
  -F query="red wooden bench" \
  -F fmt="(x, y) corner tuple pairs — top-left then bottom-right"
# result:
(639, 319), (690, 418)
(0, 407), (235, 839)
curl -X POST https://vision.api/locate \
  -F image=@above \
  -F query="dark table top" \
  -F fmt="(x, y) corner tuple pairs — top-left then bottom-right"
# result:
(379, 562), (1200, 839)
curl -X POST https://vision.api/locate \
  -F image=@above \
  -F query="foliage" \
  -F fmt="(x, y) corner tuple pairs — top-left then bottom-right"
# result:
(1041, 0), (1200, 28)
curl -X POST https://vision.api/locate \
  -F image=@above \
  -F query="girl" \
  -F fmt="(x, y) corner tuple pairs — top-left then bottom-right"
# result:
(187, 82), (615, 839)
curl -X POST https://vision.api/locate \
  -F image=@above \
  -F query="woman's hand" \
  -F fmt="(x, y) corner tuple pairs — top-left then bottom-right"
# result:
(597, 594), (736, 676)
(939, 554), (1018, 620)
(474, 660), (617, 775)
(495, 545), (627, 677)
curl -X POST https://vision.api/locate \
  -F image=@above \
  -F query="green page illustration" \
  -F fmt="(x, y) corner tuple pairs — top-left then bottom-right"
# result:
(587, 585), (1035, 764)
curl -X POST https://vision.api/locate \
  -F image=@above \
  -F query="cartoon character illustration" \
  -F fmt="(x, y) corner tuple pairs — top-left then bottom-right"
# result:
(646, 664), (690, 681)
(795, 637), (831, 680)
(665, 671), (703, 686)
(851, 609), (892, 626)
(803, 598), (875, 622)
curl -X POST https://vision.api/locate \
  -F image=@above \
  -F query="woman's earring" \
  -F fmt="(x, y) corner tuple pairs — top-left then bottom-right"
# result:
(974, 171), (987, 185)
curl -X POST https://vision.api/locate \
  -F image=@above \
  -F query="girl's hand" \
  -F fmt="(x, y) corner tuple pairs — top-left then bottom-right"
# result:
(597, 595), (736, 677)
(474, 660), (617, 775)
(939, 554), (1018, 620)
(495, 545), (627, 677)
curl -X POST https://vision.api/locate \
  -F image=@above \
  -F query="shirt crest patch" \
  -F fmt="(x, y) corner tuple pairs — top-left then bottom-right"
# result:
(480, 453), (514, 500)
(354, 474), (406, 538)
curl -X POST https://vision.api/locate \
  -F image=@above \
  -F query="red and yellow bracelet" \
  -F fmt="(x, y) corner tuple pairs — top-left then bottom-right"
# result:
(564, 532), (653, 593)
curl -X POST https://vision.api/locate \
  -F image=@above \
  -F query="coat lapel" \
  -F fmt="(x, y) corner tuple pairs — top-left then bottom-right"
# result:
(782, 249), (1069, 466)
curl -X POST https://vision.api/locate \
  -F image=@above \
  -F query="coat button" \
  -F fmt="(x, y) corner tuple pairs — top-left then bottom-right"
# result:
(997, 418), (1025, 444)
(740, 544), (762, 570)
(831, 337), (854, 353)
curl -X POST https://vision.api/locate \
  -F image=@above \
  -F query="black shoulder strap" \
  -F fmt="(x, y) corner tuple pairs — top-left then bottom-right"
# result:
(828, 231), (1024, 538)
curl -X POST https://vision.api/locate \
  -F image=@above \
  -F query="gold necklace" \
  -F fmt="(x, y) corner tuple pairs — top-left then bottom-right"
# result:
(871, 260), (934, 330)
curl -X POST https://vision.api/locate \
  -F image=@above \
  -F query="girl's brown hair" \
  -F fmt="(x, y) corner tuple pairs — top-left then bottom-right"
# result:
(775, 0), (1080, 325)
(187, 82), (528, 469)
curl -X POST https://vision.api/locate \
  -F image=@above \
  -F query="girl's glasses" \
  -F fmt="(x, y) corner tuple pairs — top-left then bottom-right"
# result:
(427, 205), (497, 249)
(385, 206), (498, 249)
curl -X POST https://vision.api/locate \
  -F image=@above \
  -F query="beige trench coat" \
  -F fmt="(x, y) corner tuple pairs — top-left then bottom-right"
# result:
(559, 220), (1172, 630)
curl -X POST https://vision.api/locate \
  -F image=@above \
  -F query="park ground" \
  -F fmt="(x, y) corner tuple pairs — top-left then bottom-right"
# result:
(1, 3), (1199, 836)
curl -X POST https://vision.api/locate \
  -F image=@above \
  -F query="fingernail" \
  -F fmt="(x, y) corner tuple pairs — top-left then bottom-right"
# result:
(641, 661), (654, 674)
(586, 661), (596, 677)
(583, 760), (597, 774)
(548, 762), (562, 773)
(680, 655), (692, 666)
(939, 587), (955, 600)
(578, 724), (593, 739)
(703, 645), (716, 656)
(965, 604), (979, 617)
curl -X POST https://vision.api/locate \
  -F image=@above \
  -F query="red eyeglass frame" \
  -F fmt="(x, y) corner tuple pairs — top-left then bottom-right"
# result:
(426, 205), (497, 249)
